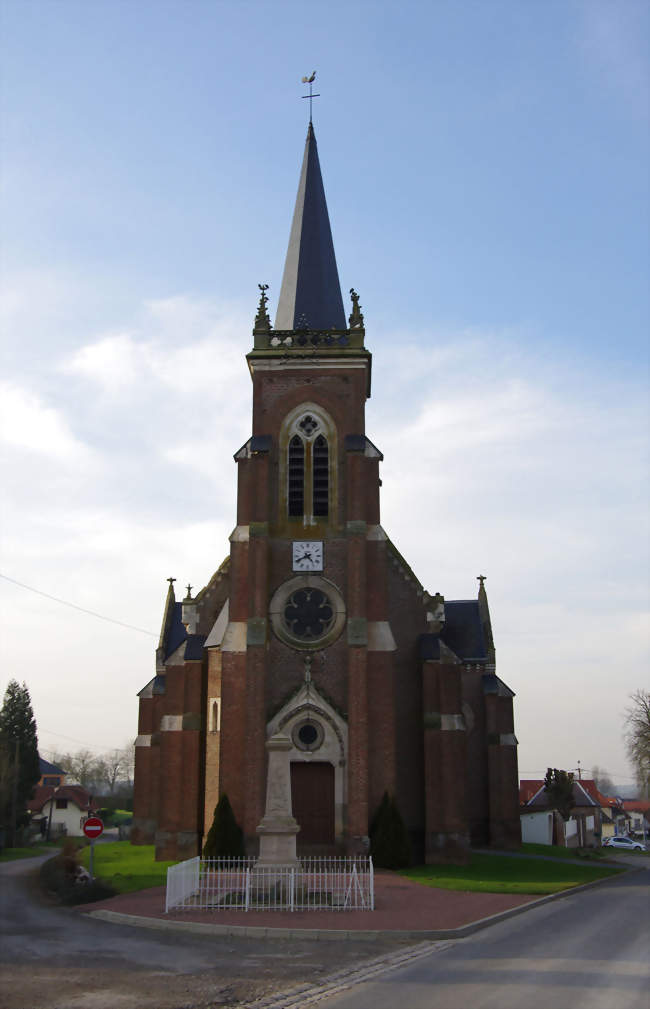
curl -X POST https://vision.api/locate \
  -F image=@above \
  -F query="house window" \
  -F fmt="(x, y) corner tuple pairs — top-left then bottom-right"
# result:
(56, 798), (68, 809)
(282, 408), (335, 523)
(43, 776), (60, 787)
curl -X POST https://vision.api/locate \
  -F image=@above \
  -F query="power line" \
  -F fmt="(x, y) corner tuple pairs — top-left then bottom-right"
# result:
(39, 728), (127, 754)
(0, 572), (157, 638)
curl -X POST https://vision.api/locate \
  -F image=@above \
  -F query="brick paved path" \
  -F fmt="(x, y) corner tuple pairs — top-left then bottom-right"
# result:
(84, 870), (536, 934)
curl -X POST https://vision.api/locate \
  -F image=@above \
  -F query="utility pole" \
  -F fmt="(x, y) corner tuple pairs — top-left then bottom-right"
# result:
(10, 738), (19, 848)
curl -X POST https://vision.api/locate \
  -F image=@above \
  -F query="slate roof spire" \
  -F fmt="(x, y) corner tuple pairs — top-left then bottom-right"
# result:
(274, 123), (346, 331)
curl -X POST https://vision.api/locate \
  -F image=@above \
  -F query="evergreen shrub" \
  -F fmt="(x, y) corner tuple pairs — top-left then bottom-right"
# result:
(202, 794), (245, 857)
(369, 791), (411, 869)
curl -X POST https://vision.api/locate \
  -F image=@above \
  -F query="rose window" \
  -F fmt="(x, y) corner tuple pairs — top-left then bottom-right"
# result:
(283, 588), (334, 640)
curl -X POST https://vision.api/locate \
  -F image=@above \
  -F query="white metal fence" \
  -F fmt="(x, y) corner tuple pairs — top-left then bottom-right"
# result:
(165, 856), (374, 913)
(165, 855), (200, 913)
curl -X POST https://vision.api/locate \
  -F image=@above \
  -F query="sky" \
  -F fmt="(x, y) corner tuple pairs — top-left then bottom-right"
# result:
(0, 0), (648, 791)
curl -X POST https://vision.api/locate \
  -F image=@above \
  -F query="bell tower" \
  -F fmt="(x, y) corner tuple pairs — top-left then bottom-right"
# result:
(216, 121), (394, 852)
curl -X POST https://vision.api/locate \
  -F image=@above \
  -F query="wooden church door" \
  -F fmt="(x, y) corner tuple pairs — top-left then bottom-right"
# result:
(290, 762), (335, 844)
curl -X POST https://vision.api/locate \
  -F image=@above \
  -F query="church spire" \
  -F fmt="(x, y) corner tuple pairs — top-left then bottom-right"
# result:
(274, 123), (346, 331)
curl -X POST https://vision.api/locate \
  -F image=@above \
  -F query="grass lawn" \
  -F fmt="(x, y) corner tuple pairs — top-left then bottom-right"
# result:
(80, 841), (176, 893)
(0, 844), (59, 862)
(520, 842), (608, 861)
(401, 852), (625, 895)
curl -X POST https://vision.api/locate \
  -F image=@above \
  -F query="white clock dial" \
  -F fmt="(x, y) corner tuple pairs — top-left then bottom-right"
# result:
(292, 541), (323, 571)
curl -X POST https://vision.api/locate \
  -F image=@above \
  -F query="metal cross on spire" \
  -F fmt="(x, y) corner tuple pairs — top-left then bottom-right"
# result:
(301, 71), (320, 123)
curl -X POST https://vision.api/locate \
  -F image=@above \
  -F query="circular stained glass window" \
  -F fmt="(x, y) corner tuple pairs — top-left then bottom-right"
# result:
(269, 575), (346, 651)
(292, 718), (324, 752)
(298, 723), (318, 746)
(283, 588), (334, 640)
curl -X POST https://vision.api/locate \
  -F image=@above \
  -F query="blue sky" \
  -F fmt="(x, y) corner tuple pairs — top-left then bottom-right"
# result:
(1, 0), (648, 789)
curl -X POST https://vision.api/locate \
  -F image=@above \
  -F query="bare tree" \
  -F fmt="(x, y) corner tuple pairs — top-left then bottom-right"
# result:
(591, 765), (615, 795)
(119, 741), (135, 788)
(624, 690), (650, 796)
(100, 750), (126, 794)
(48, 748), (103, 791)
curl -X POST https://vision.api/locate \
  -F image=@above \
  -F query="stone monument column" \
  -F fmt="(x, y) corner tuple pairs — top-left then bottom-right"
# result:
(256, 734), (300, 864)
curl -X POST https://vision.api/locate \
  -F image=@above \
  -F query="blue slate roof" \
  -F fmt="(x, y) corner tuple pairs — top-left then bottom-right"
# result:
(441, 600), (488, 661)
(184, 634), (207, 661)
(275, 124), (346, 331)
(164, 602), (188, 660)
(39, 756), (64, 775)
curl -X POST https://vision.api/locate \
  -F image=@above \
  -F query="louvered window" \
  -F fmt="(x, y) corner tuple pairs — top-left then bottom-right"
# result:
(312, 435), (329, 517)
(288, 435), (305, 516)
(284, 410), (334, 521)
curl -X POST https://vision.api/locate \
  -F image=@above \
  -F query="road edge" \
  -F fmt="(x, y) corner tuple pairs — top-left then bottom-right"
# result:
(84, 864), (643, 941)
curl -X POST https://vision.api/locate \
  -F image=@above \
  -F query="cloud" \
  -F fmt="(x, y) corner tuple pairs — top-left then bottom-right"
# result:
(0, 381), (94, 462)
(1, 292), (647, 785)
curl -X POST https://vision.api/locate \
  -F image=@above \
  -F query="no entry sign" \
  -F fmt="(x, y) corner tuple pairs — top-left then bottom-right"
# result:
(83, 816), (104, 840)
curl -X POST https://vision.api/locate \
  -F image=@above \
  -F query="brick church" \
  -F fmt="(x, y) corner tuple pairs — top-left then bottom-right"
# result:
(132, 121), (521, 863)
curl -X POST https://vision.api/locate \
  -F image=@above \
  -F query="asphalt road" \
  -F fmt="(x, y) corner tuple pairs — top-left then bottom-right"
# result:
(307, 864), (650, 1009)
(0, 855), (407, 1009)
(2, 853), (647, 1009)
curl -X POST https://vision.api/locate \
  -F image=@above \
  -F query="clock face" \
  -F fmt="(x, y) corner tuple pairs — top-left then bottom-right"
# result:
(292, 541), (323, 571)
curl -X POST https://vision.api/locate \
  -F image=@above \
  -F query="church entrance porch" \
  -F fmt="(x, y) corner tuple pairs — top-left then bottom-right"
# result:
(291, 761), (335, 849)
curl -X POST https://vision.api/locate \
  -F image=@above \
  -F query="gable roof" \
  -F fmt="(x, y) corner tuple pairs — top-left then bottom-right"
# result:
(28, 784), (97, 814)
(622, 799), (650, 813)
(577, 779), (610, 807)
(525, 779), (600, 811)
(519, 780), (545, 805)
(39, 756), (64, 776)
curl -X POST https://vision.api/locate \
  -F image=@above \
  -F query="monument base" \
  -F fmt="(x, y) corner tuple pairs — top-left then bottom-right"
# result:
(256, 816), (300, 865)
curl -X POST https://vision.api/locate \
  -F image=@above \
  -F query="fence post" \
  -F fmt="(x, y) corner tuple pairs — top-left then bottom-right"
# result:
(245, 867), (250, 912)
(369, 855), (374, 910)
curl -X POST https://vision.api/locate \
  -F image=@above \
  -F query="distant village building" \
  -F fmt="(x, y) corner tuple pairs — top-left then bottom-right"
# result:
(133, 122), (521, 862)
(28, 756), (97, 837)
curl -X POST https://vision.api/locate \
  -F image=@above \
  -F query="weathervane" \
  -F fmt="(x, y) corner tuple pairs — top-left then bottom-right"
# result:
(301, 71), (320, 123)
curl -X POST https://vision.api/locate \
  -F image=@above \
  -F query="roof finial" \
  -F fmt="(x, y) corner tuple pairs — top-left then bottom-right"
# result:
(184, 584), (193, 601)
(254, 283), (271, 332)
(301, 71), (320, 124)
(477, 574), (487, 590)
(167, 577), (176, 586)
(349, 288), (364, 329)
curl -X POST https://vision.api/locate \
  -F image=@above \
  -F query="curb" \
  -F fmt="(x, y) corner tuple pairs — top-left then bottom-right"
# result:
(85, 864), (642, 941)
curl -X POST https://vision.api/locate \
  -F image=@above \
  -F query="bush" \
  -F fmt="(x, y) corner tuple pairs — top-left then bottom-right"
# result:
(39, 840), (116, 905)
(369, 792), (411, 869)
(203, 794), (245, 857)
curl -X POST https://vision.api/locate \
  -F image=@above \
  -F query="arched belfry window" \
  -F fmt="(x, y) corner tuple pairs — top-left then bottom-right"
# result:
(312, 435), (328, 516)
(288, 435), (305, 516)
(281, 407), (336, 524)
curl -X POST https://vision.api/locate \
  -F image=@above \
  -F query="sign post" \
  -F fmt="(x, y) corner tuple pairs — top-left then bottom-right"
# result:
(83, 815), (104, 880)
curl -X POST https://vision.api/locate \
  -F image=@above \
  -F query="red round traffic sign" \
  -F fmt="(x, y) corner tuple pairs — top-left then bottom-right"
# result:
(83, 816), (104, 839)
